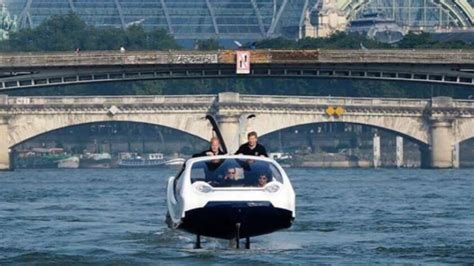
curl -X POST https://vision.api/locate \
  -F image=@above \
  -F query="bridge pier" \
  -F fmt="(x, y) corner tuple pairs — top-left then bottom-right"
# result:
(429, 120), (455, 168)
(218, 114), (241, 154)
(428, 97), (457, 169)
(0, 116), (10, 171)
(217, 93), (244, 154)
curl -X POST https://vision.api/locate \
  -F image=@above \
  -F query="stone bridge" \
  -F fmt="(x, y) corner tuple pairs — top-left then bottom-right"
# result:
(1, 92), (474, 170)
(1, 49), (474, 91)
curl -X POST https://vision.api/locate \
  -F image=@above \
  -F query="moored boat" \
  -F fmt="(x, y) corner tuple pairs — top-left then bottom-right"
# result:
(117, 152), (165, 168)
(79, 153), (112, 169)
(164, 158), (186, 168)
(57, 156), (80, 169)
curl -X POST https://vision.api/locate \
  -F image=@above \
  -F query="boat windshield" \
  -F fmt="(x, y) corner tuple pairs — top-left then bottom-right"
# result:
(190, 158), (283, 188)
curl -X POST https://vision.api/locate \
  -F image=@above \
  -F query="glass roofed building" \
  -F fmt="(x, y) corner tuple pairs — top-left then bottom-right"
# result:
(347, 0), (474, 30)
(3, 0), (474, 43)
(4, 0), (318, 42)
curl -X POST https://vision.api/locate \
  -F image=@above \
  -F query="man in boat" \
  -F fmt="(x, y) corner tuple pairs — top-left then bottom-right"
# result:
(224, 167), (238, 181)
(221, 167), (245, 187)
(256, 172), (270, 187)
(191, 137), (226, 185)
(235, 131), (268, 157)
(192, 137), (226, 158)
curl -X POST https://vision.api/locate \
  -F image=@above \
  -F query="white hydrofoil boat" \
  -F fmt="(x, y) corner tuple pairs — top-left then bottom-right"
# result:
(166, 115), (295, 249)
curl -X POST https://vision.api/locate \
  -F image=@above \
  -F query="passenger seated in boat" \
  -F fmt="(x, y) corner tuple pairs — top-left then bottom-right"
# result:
(191, 158), (282, 188)
(224, 167), (238, 181)
(200, 159), (224, 185)
(256, 172), (271, 187)
(220, 167), (244, 186)
(236, 159), (272, 187)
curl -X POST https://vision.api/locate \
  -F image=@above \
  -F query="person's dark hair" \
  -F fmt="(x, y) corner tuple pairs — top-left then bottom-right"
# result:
(247, 131), (258, 138)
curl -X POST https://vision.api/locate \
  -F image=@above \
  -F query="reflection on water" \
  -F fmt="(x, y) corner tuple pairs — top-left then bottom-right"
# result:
(1, 168), (473, 264)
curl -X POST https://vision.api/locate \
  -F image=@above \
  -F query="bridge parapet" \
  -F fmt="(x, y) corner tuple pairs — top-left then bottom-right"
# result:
(235, 94), (431, 108)
(2, 94), (474, 113)
(2, 50), (474, 68)
(0, 95), (217, 106)
(454, 101), (474, 108)
(3, 94), (473, 112)
(0, 51), (219, 67)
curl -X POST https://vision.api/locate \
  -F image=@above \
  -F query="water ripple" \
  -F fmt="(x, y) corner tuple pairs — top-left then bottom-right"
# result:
(1, 168), (473, 264)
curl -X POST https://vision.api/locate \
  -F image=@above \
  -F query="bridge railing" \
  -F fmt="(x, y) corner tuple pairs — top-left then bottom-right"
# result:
(317, 50), (474, 64)
(2, 94), (474, 109)
(2, 95), (216, 105)
(454, 100), (474, 108)
(2, 49), (474, 67)
(238, 95), (431, 107)
(0, 51), (219, 67)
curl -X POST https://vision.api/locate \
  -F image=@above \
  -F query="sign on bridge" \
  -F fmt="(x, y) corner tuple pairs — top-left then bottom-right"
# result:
(236, 51), (251, 74)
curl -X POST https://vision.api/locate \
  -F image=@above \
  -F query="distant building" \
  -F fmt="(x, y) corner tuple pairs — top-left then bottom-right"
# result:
(347, 12), (405, 43)
(3, 0), (473, 44)
(0, 3), (17, 40)
(5, 0), (314, 44)
(302, 0), (473, 40)
(302, 0), (347, 38)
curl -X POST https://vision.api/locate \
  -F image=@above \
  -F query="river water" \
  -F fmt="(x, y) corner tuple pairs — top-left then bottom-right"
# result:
(0, 168), (473, 264)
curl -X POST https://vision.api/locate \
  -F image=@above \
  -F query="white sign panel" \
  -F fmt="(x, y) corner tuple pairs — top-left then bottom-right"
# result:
(236, 51), (251, 74)
(15, 97), (30, 104)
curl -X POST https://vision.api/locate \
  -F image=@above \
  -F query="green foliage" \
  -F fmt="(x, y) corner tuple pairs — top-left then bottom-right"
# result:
(195, 39), (222, 50)
(396, 31), (474, 49)
(298, 32), (391, 49)
(253, 37), (296, 49)
(0, 13), (179, 52)
(252, 31), (473, 50)
(1, 14), (473, 52)
(252, 32), (390, 49)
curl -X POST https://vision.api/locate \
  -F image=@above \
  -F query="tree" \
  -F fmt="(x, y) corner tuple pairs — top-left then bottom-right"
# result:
(0, 13), (180, 52)
(195, 39), (221, 50)
(3, 13), (90, 51)
(396, 32), (436, 49)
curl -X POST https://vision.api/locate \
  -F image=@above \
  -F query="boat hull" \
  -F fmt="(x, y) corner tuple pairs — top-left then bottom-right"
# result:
(79, 161), (111, 169)
(57, 157), (80, 169)
(117, 161), (165, 168)
(178, 201), (293, 239)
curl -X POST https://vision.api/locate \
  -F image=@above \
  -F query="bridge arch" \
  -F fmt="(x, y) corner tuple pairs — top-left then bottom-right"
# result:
(454, 118), (474, 145)
(8, 113), (212, 148)
(259, 121), (428, 147)
(251, 113), (430, 145)
(339, 0), (474, 27)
